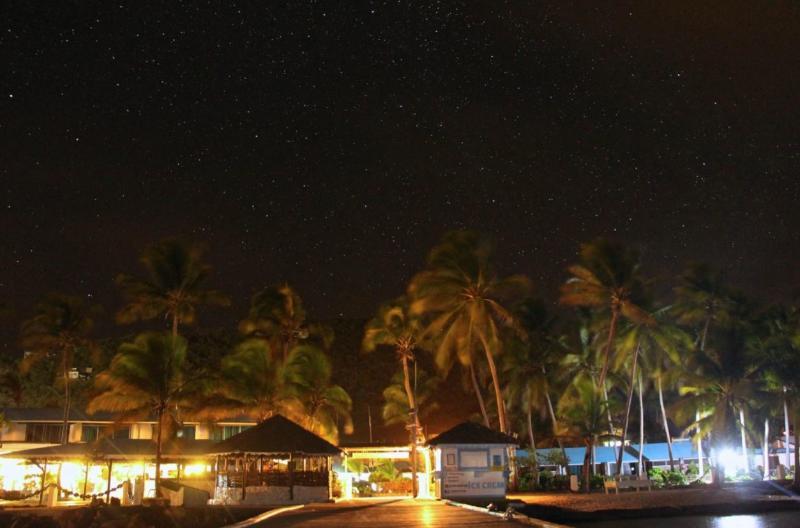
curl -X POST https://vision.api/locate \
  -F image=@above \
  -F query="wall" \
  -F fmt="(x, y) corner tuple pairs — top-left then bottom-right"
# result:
(0, 422), (26, 442)
(211, 485), (328, 505)
(435, 444), (509, 499)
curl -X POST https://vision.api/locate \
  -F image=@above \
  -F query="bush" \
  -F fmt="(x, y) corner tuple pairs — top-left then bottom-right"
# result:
(648, 467), (688, 488)
(590, 474), (604, 490)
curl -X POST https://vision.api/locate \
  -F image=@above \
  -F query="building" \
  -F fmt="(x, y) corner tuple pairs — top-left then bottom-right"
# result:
(427, 421), (517, 501)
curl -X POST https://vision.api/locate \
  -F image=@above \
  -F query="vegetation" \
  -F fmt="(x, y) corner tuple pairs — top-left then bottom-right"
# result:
(6, 231), (800, 497)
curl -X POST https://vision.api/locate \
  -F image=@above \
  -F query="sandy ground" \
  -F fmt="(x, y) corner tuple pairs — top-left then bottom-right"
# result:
(508, 483), (798, 512)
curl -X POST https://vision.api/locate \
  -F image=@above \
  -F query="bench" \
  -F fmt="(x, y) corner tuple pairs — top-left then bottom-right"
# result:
(604, 477), (652, 494)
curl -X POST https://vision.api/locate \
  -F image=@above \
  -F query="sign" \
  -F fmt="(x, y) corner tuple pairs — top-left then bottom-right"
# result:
(442, 470), (506, 497)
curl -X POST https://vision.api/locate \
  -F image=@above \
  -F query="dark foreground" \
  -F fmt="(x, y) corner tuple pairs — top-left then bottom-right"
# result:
(511, 481), (800, 525)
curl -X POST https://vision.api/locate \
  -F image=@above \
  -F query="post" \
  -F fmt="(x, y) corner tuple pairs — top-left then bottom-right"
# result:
(242, 454), (248, 500)
(106, 460), (113, 503)
(696, 410), (704, 478)
(213, 455), (220, 490)
(83, 460), (90, 498)
(288, 453), (294, 501)
(39, 459), (48, 505)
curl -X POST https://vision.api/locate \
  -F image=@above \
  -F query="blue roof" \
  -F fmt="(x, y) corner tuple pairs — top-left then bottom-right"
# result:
(521, 446), (636, 466)
(521, 439), (703, 466)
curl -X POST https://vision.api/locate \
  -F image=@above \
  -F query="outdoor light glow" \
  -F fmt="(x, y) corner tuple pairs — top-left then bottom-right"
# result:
(182, 462), (209, 477)
(0, 459), (28, 491)
(717, 448), (744, 473)
(60, 462), (87, 492)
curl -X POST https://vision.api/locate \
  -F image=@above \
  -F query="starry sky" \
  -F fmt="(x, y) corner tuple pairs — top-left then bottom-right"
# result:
(2, 2), (799, 348)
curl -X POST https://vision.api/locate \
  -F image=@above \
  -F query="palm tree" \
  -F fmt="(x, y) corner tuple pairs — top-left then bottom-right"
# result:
(363, 299), (425, 497)
(20, 293), (101, 444)
(559, 378), (616, 492)
(504, 299), (568, 466)
(409, 231), (531, 433)
(116, 239), (230, 336)
(88, 333), (201, 497)
(381, 368), (439, 428)
(615, 306), (691, 472)
(673, 316), (765, 484)
(196, 338), (289, 423)
(282, 345), (353, 443)
(673, 263), (731, 352)
(758, 305), (800, 483)
(560, 238), (653, 395)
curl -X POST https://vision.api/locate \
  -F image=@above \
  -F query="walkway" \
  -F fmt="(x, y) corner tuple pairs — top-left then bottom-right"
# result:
(245, 498), (532, 527)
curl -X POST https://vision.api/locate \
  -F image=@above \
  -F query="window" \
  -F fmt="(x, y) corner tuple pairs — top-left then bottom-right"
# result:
(81, 425), (101, 442)
(112, 427), (130, 439)
(25, 423), (64, 443)
(176, 426), (195, 439)
(211, 425), (250, 441)
(492, 454), (502, 467)
(459, 450), (488, 469)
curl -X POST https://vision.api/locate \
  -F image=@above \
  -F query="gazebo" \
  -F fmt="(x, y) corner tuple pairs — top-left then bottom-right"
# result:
(206, 415), (340, 505)
(4, 438), (216, 504)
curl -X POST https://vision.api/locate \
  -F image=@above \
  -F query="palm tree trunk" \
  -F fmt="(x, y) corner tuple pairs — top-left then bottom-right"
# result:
(794, 405), (800, 487)
(739, 408), (749, 472)
(400, 354), (418, 498)
(469, 363), (491, 428)
(696, 410), (704, 478)
(700, 316), (711, 352)
(784, 388), (791, 473)
(597, 307), (619, 391)
(582, 439), (592, 492)
(527, 407), (539, 482)
(155, 406), (164, 497)
(616, 340), (640, 476)
(602, 382), (615, 436)
(172, 313), (179, 337)
(62, 355), (71, 445)
(544, 387), (567, 471)
(479, 335), (507, 433)
(657, 375), (675, 470)
(763, 418), (770, 480)
(638, 372), (645, 477)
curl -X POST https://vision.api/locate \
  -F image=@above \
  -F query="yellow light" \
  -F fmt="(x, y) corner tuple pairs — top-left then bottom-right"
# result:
(60, 462), (86, 492)
(182, 462), (208, 477)
(0, 458), (28, 490)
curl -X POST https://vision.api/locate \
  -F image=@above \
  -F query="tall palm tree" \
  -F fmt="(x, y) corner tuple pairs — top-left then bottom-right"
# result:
(363, 299), (425, 497)
(757, 305), (800, 482)
(116, 239), (230, 336)
(673, 316), (765, 484)
(560, 238), (653, 394)
(559, 378), (616, 492)
(615, 306), (691, 471)
(88, 333), (201, 497)
(282, 345), (353, 443)
(504, 299), (568, 463)
(409, 231), (530, 433)
(20, 293), (101, 444)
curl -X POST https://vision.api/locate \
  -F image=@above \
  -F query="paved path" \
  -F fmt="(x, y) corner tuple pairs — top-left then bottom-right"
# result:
(246, 498), (528, 527)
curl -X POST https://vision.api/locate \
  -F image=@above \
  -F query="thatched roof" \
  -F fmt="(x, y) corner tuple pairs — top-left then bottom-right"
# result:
(3, 438), (216, 461)
(427, 421), (517, 446)
(206, 415), (340, 457)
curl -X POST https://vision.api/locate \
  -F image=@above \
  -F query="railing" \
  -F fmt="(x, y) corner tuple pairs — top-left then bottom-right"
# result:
(219, 471), (328, 488)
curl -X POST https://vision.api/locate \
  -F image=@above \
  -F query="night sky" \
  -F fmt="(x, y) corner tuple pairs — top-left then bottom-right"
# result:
(2, 2), (800, 349)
